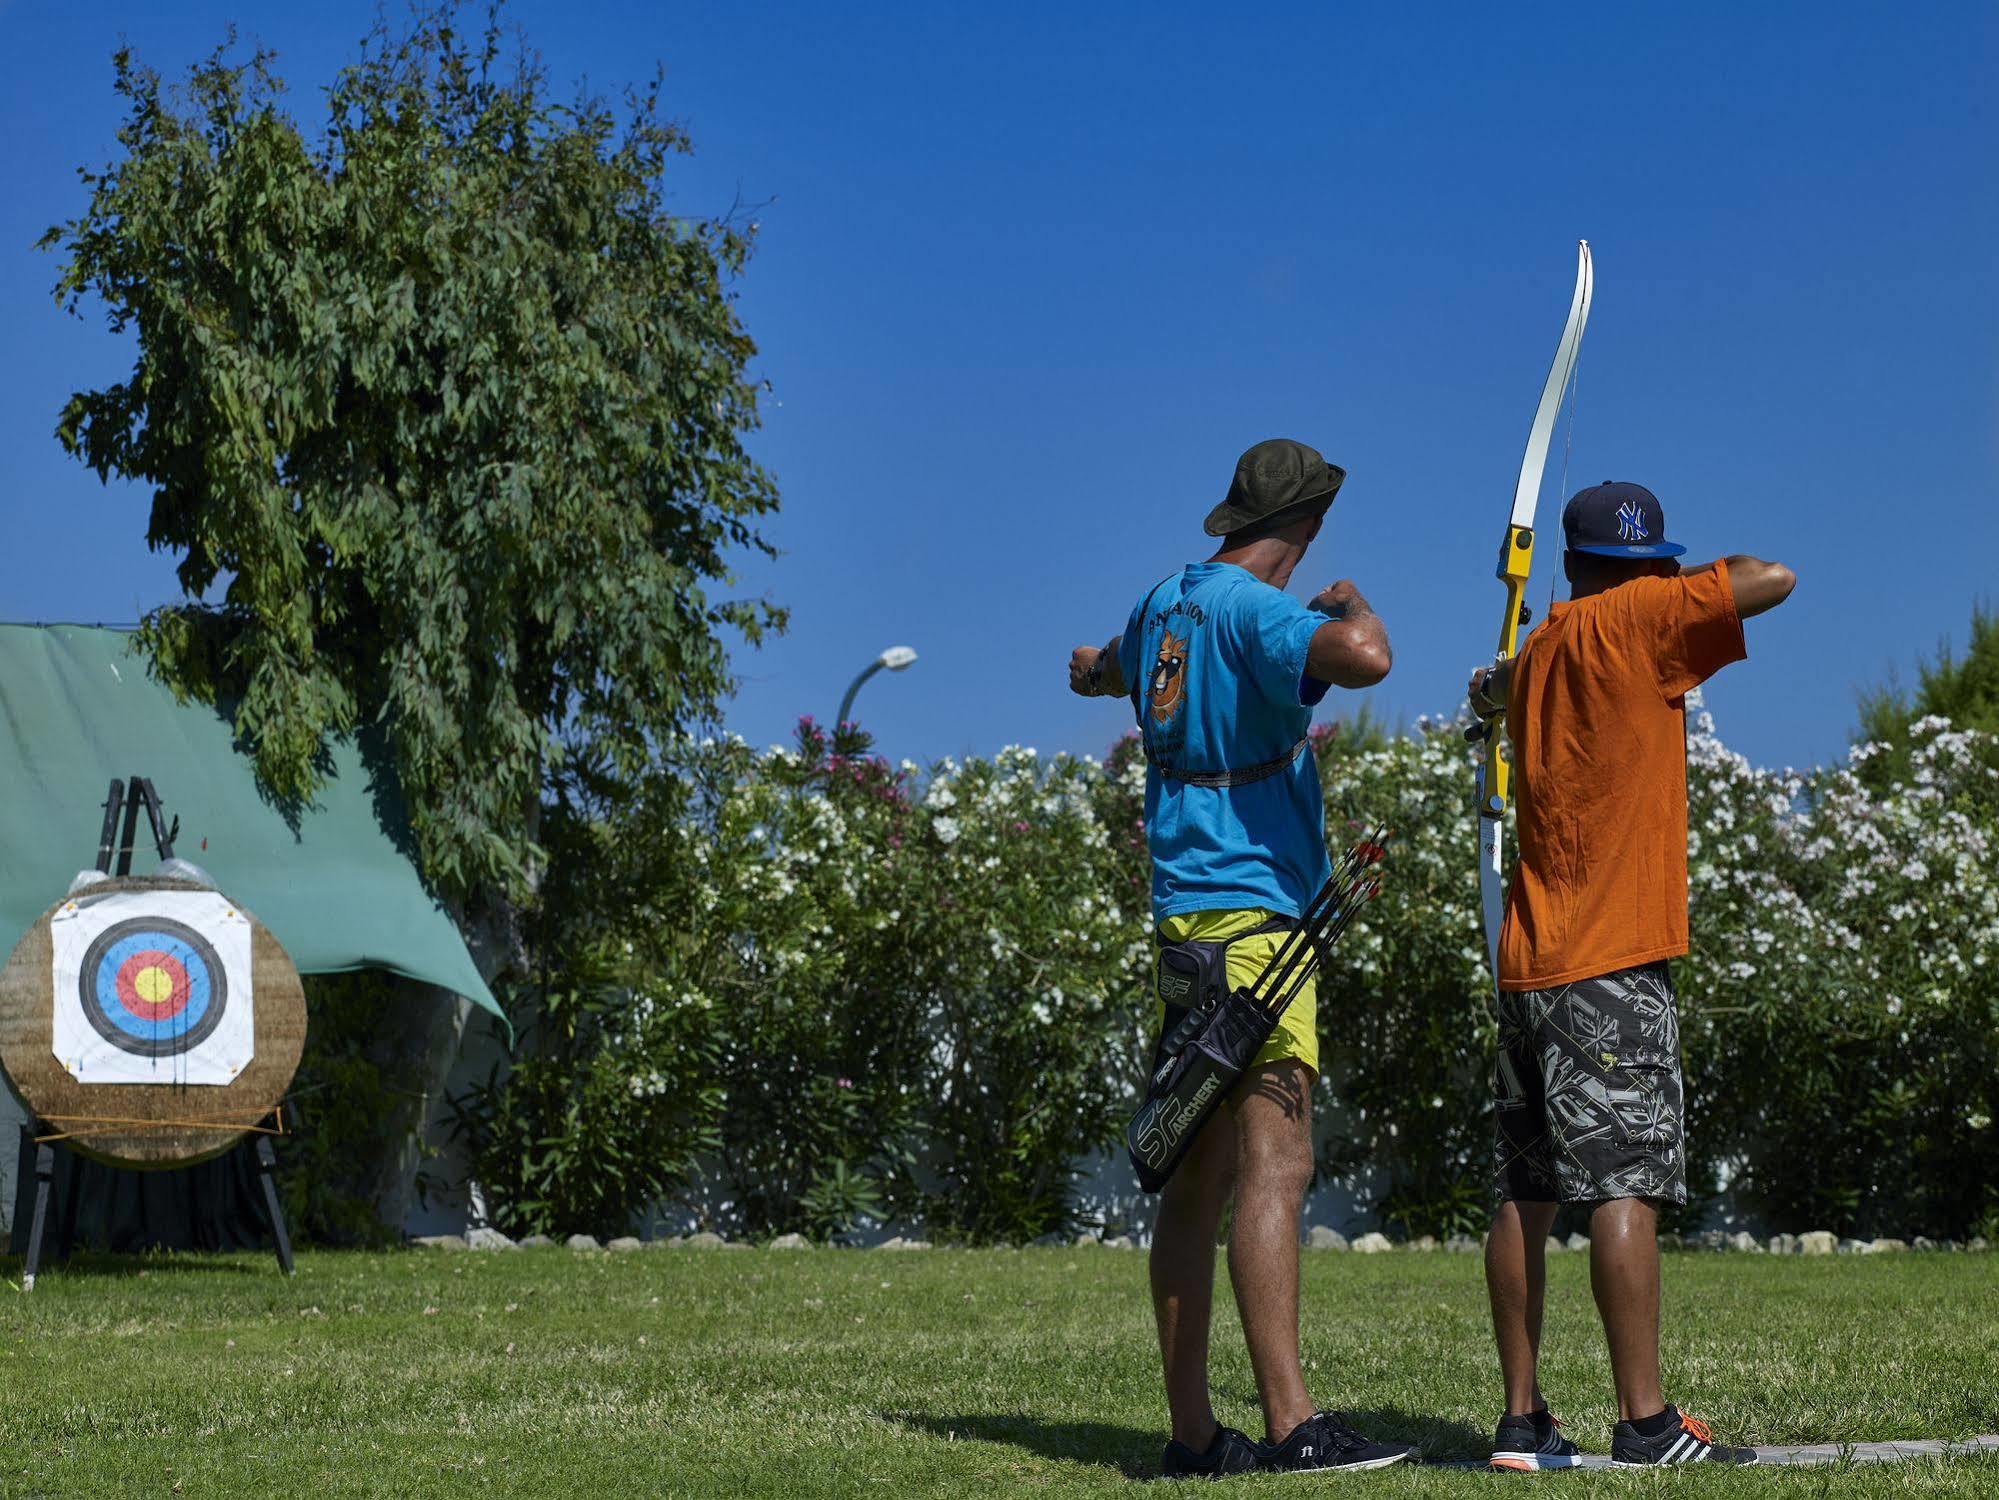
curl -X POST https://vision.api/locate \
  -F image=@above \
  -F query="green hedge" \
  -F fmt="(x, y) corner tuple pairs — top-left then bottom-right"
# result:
(453, 709), (1999, 1244)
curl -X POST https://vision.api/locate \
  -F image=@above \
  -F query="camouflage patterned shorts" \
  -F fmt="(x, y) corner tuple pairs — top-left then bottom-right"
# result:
(1493, 961), (1686, 1205)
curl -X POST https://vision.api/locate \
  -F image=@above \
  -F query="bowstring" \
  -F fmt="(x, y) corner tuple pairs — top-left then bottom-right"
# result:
(1548, 343), (1583, 619)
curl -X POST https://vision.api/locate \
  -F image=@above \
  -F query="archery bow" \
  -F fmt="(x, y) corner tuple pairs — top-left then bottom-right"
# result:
(1472, 240), (1593, 982)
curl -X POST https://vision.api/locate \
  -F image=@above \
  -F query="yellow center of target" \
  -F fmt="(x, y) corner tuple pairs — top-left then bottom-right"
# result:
(132, 965), (177, 1007)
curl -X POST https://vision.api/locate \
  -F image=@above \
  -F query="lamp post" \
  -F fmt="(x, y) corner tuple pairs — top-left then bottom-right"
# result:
(837, 645), (918, 728)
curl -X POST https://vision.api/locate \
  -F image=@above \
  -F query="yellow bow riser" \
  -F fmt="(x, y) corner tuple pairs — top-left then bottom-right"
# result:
(1485, 522), (1536, 814)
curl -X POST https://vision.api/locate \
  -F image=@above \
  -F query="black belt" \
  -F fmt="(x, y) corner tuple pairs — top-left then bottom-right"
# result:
(1146, 737), (1308, 789)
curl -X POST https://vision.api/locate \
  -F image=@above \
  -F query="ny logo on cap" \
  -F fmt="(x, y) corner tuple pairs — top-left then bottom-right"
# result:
(1615, 500), (1649, 542)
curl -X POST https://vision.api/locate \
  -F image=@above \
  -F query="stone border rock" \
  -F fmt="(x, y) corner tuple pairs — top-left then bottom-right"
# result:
(394, 1225), (1993, 1253)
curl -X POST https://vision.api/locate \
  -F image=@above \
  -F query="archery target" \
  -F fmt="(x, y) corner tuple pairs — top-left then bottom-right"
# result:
(80, 917), (227, 1056)
(50, 889), (254, 1085)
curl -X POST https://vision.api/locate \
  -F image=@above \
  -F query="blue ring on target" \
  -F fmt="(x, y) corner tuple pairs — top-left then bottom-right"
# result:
(78, 915), (229, 1058)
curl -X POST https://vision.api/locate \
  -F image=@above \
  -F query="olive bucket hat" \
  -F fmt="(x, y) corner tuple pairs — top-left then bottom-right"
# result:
(1203, 438), (1347, 537)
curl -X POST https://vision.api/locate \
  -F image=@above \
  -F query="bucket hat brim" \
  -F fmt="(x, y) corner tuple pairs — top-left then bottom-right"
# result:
(1204, 439), (1347, 536)
(1203, 465), (1346, 537)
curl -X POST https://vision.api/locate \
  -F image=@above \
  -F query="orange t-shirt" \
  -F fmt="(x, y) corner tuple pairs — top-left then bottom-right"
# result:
(1496, 564), (1745, 990)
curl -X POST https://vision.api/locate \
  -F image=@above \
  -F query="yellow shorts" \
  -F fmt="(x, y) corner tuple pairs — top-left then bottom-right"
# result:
(1154, 907), (1319, 1078)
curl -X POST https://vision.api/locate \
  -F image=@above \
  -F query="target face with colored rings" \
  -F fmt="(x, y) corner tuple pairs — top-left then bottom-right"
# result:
(78, 916), (229, 1057)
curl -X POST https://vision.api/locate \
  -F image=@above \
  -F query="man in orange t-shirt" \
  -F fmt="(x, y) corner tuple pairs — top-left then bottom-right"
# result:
(1466, 482), (1795, 1470)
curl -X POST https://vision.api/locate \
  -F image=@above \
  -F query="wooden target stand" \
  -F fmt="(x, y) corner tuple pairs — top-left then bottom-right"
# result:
(3, 778), (305, 1288)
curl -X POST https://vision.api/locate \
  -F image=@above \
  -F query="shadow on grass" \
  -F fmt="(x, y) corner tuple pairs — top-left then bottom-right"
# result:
(0, 1251), (269, 1281)
(1346, 1407), (1489, 1464)
(888, 1413), (1158, 1480)
(887, 1407), (1488, 1478)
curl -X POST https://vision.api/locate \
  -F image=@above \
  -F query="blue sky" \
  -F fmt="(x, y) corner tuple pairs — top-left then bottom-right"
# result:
(3, 2), (1994, 776)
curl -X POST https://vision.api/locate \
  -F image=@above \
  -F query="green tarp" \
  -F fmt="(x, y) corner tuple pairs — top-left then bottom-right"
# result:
(0, 624), (499, 1021)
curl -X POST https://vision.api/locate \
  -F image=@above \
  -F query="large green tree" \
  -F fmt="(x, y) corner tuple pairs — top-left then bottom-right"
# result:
(43, 9), (780, 912)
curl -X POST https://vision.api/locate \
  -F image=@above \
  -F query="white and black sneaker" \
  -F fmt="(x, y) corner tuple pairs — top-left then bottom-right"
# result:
(1161, 1424), (1260, 1480)
(1258, 1410), (1416, 1474)
(1489, 1409), (1583, 1471)
(1610, 1406), (1757, 1466)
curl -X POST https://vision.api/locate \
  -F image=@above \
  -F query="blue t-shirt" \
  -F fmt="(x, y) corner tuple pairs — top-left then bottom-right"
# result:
(1117, 562), (1334, 924)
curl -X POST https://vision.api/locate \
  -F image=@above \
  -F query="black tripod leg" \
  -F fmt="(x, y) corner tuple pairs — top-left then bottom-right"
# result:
(255, 1135), (294, 1275)
(95, 780), (125, 874)
(23, 1132), (55, 1292)
(137, 778), (177, 860)
(114, 777), (145, 876)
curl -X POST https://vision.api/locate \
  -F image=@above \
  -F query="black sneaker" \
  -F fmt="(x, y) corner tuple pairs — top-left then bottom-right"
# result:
(1259, 1410), (1416, 1474)
(1610, 1406), (1757, 1466)
(1490, 1409), (1583, 1471)
(1161, 1424), (1260, 1480)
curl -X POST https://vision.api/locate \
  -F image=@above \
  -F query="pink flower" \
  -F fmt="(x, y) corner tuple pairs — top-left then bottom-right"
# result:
(1012, 820), (1029, 834)
(835, 1077), (853, 1089)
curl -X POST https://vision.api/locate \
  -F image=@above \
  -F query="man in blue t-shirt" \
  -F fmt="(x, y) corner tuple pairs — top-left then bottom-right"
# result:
(1068, 438), (1404, 1479)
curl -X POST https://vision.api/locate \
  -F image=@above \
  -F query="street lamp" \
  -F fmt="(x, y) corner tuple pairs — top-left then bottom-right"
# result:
(837, 645), (919, 727)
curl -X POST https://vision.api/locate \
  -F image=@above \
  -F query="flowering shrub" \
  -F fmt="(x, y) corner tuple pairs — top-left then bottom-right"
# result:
(461, 720), (1147, 1242)
(449, 751), (731, 1240)
(1305, 716), (1500, 1238)
(908, 746), (1149, 1238)
(1304, 702), (1999, 1240)
(1679, 711), (1999, 1237)
(462, 705), (1999, 1242)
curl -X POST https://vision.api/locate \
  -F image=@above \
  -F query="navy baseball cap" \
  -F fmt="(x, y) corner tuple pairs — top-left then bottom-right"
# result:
(1561, 481), (1687, 558)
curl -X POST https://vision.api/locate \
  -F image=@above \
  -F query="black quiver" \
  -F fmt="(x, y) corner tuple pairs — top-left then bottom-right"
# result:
(1124, 831), (1387, 1194)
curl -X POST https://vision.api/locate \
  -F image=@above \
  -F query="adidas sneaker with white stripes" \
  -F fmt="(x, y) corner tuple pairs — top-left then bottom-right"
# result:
(1610, 1406), (1757, 1466)
(1489, 1410), (1582, 1471)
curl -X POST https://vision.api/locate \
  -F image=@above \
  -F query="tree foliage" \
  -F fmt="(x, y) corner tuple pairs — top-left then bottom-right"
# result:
(1856, 605), (1999, 786)
(43, 8), (780, 901)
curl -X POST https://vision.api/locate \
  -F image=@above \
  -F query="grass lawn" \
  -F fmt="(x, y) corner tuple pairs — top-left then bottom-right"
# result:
(1, 1244), (1995, 1497)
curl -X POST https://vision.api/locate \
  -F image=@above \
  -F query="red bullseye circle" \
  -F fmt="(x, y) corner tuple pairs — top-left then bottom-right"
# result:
(114, 948), (193, 1021)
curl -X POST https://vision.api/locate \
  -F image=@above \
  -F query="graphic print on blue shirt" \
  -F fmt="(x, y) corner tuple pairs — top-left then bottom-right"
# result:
(1141, 593), (1202, 767)
(1117, 563), (1334, 924)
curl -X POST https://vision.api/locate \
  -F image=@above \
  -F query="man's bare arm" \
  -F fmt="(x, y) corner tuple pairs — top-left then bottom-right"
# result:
(1468, 556), (1795, 714)
(1690, 555), (1796, 619)
(1304, 580), (1392, 688)
(1069, 637), (1128, 698)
